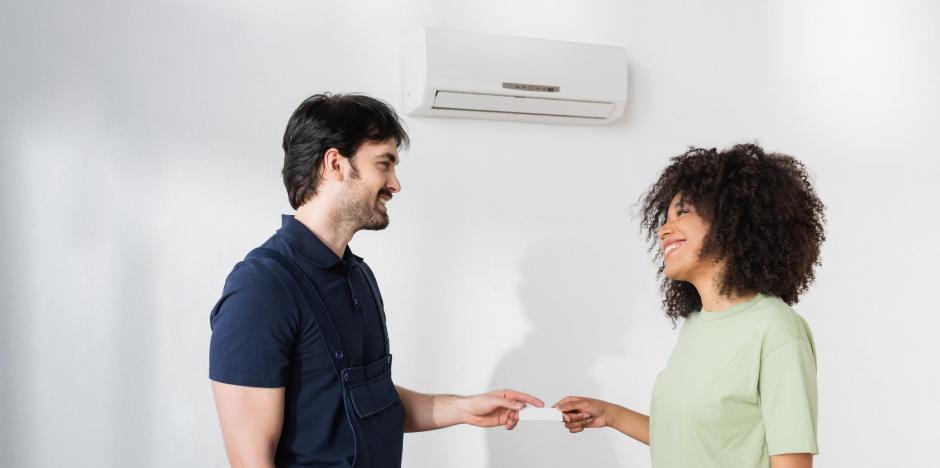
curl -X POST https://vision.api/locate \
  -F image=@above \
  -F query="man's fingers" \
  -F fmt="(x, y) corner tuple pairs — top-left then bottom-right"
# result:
(506, 412), (518, 430)
(492, 396), (526, 411)
(500, 389), (544, 408)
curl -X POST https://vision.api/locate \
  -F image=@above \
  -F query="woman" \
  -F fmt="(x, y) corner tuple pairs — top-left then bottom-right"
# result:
(555, 144), (825, 468)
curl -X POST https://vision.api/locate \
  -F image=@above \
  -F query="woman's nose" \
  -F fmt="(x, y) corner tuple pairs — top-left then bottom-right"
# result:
(658, 223), (672, 240)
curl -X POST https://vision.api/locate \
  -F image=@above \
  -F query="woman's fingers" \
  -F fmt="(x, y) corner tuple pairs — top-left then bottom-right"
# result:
(564, 412), (594, 430)
(553, 396), (583, 412)
(562, 411), (593, 423)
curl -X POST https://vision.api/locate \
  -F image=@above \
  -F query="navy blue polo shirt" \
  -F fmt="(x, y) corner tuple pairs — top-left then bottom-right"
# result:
(209, 215), (388, 467)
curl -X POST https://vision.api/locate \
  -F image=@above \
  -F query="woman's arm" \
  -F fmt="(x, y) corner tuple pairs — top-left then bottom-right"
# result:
(554, 396), (649, 445)
(771, 453), (813, 468)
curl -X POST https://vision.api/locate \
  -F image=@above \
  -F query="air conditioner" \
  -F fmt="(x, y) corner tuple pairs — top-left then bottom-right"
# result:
(402, 28), (628, 125)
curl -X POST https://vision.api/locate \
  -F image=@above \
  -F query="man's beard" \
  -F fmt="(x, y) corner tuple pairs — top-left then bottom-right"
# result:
(336, 182), (390, 232)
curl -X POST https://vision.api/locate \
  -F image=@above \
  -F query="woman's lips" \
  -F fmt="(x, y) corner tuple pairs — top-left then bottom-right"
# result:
(663, 240), (685, 258)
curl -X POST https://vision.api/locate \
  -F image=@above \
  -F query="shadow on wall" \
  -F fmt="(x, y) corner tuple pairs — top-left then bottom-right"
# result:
(111, 195), (157, 467)
(0, 132), (32, 465)
(486, 237), (635, 468)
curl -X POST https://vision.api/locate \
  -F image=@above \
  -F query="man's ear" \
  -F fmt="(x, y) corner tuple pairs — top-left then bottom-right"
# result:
(321, 148), (345, 183)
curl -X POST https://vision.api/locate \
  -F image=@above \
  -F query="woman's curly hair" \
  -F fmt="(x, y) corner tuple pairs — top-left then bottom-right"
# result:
(639, 143), (826, 323)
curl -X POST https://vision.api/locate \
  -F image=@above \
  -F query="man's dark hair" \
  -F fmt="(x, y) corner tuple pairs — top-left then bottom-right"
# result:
(282, 93), (410, 209)
(639, 143), (827, 324)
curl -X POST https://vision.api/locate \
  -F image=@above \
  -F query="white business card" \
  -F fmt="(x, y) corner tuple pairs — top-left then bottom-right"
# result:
(518, 407), (563, 422)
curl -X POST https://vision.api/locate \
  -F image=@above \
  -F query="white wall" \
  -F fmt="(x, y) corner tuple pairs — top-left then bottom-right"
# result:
(1, 1), (937, 467)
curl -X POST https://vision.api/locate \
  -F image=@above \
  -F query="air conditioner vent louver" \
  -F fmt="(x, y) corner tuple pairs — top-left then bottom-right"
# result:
(432, 91), (615, 119)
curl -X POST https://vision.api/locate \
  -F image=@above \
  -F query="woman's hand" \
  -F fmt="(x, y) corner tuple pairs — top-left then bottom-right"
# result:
(553, 396), (620, 433)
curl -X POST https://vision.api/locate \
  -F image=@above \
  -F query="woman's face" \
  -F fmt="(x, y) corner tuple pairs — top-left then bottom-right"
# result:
(658, 193), (711, 282)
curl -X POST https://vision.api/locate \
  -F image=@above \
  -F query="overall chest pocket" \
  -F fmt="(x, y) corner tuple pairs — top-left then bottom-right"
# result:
(345, 355), (400, 419)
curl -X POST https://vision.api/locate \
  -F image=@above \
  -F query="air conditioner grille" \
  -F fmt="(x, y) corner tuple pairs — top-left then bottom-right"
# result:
(432, 91), (614, 119)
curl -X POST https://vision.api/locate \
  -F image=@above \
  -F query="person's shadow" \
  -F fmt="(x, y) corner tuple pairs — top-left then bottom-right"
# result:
(486, 238), (633, 467)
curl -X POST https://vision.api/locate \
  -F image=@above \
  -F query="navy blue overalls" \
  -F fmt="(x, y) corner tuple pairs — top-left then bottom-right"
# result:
(250, 247), (405, 468)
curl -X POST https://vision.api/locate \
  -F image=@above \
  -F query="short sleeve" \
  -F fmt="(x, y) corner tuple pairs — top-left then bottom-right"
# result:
(759, 338), (819, 455)
(209, 258), (299, 388)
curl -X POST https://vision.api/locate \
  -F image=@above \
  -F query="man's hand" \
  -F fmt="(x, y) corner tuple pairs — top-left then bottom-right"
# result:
(460, 389), (545, 430)
(397, 386), (543, 432)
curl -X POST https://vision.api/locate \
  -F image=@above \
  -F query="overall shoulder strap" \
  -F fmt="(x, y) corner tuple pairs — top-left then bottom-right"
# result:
(354, 262), (391, 355)
(249, 247), (350, 373)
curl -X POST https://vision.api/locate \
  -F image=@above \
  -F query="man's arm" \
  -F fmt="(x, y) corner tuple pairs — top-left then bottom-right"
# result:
(212, 381), (285, 468)
(396, 386), (543, 432)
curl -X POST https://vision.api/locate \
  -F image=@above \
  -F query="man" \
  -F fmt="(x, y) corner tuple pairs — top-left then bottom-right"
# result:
(209, 93), (542, 468)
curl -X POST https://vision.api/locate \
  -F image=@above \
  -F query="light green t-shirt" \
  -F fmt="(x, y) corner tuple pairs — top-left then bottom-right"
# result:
(650, 293), (818, 468)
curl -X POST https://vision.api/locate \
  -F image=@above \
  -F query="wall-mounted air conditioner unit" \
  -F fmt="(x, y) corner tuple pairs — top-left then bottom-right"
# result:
(402, 28), (628, 125)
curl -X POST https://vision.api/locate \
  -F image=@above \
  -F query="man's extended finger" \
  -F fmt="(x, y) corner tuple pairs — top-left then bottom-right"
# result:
(493, 397), (526, 411)
(501, 389), (545, 408)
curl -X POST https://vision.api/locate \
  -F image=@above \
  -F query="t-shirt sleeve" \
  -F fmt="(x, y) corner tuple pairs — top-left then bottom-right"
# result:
(209, 258), (299, 388)
(759, 337), (819, 455)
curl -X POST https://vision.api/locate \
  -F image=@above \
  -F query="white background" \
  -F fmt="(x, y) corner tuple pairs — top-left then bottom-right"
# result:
(2, 1), (939, 467)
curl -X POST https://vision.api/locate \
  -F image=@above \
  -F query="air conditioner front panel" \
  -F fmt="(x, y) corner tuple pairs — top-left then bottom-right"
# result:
(403, 28), (628, 125)
(432, 91), (614, 119)
(424, 29), (626, 95)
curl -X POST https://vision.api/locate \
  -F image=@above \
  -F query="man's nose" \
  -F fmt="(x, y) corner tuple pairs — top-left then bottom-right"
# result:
(387, 171), (401, 194)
